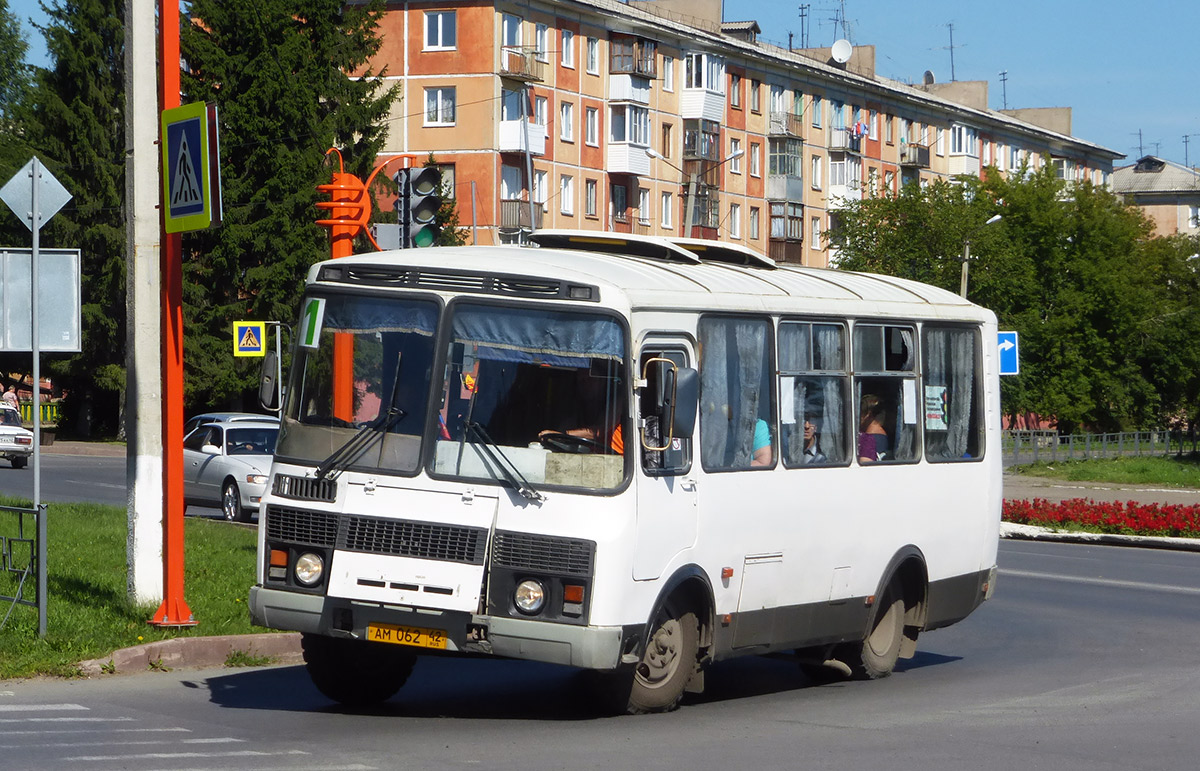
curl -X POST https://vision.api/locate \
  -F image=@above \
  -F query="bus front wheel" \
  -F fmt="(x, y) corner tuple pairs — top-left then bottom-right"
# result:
(846, 588), (905, 680)
(627, 606), (699, 714)
(301, 633), (416, 707)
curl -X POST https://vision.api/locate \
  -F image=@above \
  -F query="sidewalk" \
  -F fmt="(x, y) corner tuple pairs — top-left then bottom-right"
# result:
(40, 440), (125, 457)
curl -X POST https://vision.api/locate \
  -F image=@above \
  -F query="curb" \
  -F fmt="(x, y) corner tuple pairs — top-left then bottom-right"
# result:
(999, 521), (1200, 552)
(77, 632), (303, 677)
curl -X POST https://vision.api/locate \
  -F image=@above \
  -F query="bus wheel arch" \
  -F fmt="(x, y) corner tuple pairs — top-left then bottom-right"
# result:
(844, 547), (929, 680)
(628, 565), (713, 713)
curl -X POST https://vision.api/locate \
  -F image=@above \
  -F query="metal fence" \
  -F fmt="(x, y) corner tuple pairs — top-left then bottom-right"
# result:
(1003, 429), (1199, 467)
(0, 503), (47, 637)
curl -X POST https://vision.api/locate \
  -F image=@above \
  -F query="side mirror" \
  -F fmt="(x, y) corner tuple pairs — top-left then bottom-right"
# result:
(201, 443), (222, 456)
(668, 367), (698, 438)
(259, 350), (278, 411)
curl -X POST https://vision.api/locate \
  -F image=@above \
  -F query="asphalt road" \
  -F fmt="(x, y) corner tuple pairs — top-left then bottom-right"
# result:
(2, 539), (1199, 770)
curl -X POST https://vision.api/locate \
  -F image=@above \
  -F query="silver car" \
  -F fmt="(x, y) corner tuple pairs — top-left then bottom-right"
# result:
(0, 405), (33, 469)
(183, 419), (278, 521)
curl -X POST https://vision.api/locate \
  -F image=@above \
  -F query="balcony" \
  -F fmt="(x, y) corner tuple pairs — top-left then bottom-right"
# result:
(828, 127), (862, 154)
(500, 47), (545, 82)
(683, 159), (720, 188)
(768, 112), (804, 138)
(827, 182), (862, 209)
(499, 199), (543, 231)
(607, 144), (651, 176)
(609, 74), (651, 105)
(899, 143), (930, 168)
(768, 240), (804, 264)
(767, 174), (805, 202)
(498, 119), (546, 155)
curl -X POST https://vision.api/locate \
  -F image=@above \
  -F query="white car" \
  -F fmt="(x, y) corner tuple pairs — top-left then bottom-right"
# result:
(0, 405), (33, 469)
(183, 419), (279, 521)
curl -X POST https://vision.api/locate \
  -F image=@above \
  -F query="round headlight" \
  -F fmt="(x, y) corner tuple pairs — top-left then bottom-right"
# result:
(513, 579), (546, 614)
(294, 552), (325, 586)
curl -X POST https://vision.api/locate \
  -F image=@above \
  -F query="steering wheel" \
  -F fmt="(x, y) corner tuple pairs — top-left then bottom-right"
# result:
(538, 431), (601, 454)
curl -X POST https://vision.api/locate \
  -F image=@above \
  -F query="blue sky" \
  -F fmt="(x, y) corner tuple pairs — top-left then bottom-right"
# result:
(9, 0), (1195, 167)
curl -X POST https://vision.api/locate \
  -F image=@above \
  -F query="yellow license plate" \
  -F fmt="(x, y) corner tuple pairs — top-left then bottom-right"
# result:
(366, 622), (447, 650)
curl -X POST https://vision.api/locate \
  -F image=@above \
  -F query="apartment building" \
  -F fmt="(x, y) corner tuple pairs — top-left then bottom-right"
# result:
(1111, 156), (1200, 238)
(371, 0), (1122, 266)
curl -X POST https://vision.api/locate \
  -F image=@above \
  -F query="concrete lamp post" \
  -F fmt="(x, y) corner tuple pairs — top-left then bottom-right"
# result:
(646, 147), (743, 238)
(960, 213), (1003, 298)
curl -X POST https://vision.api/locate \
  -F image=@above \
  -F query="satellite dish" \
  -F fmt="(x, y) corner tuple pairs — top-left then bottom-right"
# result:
(923, 69), (936, 85)
(831, 38), (853, 64)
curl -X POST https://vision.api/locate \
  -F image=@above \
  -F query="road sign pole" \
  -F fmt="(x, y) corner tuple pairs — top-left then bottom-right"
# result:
(150, 0), (195, 628)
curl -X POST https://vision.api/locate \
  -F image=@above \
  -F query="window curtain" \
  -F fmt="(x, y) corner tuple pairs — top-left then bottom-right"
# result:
(925, 328), (974, 459)
(700, 318), (767, 469)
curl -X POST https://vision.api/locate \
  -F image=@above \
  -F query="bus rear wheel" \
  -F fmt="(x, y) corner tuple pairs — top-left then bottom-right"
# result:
(301, 633), (416, 707)
(845, 588), (905, 680)
(627, 607), (699, 714)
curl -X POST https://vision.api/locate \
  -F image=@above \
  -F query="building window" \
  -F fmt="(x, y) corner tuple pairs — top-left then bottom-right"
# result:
(638, 188), (650, 225)
(1010, 146), (1021, 170)
(936, 128), (945, 156)
(869, 110), (878, 140)
(610, 104), (649, 145)
(868, 166), (879, 196)
(810, 154), (822, 189)
(535, 95), (547, 126)
(662, 56), (674, 91)
(424, 87), (456, 125)
(730, 73), (742, 108)
(884, 170), (895, 194)
(430, 163), (455, 199)
(730, 138), (742, 173)
(770, 201), (802, 240)
(560, 175), (574, 215)
(585, 179), (598, 217)
(587, 37), (599, 74)
(560, 101), (574, 141)
(749, 206), (760, 239)
(424, 11), (456, 50)
(769, 138), (803, 178)
(770, 85), (785, 115)
(950, 124), (977, 156)
(502, 13), (522, 47)
(561, 29), (575, 67)
(750, 79), (761, 113)
(750, 142), (761, 177)
(611, 183), (627, 222)
(729, 202), (741, 238)
(661, 191), (673, 228)
(886, 115), (894, 144)
(811, 216), (821, 247)
(684, 52), (724, 92)
(793, 89), (804, 117)
(1189, 206), (1199, 228)
(610, 35), (657, 76)
(585, 107), (598, 145)
(683, 119), (720, 160)
(534, 169), (547, 210)
(811, 95), (822, 127)
(535, 23), (549, 62)
(661, 123), (673, 159)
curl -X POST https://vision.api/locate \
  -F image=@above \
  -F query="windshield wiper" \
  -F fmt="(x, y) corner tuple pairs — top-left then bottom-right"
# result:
(463, 420), (545, 502)
(314, 354), (405, 480)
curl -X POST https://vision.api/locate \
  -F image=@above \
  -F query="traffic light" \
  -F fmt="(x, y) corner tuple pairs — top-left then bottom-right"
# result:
(395, 166), (443, 248)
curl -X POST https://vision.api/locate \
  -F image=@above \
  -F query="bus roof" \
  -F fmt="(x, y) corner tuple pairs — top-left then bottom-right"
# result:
(308, 235), (993, 323)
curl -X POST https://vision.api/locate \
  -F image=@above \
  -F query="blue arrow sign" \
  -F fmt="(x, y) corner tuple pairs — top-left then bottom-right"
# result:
(998, 331), (1019, 376)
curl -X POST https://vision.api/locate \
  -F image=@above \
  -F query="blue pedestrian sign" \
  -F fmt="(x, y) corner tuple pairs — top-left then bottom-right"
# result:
(161, 102), (222, 233)
(233, 321), (267, 358)
(998, 331), (1019, 376)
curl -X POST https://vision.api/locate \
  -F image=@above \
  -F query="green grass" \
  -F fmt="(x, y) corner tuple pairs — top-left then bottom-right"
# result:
(0, 495), (261, 680)
(1011, 454), (1200, 489)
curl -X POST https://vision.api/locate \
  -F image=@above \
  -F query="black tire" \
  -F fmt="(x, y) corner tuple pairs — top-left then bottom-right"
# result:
(627, 607), (699, 714)
(10, 456), (27, 469)
(301, 633), (417, 707)
(843, 588), (905, 680)
(221, 480), (246, 522)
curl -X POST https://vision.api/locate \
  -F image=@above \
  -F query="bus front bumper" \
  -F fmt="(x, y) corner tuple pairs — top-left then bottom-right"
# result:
(249, 585), (627, 670)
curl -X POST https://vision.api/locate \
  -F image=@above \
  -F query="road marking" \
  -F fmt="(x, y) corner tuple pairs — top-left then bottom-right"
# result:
(0, 737), (244, 750)
(0, 727), (189, 736)
(1001, 568), (1200, 596)
(0, 716), (134, 724)
(0, 703), (88, 712)
(63, 748), (311, 762)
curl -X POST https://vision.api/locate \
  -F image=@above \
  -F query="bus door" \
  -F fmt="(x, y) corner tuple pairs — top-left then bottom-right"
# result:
(633, 343), (698, 581)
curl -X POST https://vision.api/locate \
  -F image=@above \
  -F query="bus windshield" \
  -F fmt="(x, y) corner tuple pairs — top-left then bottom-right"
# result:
(432, 301), (627, 492)
(276, 293), (439, 474)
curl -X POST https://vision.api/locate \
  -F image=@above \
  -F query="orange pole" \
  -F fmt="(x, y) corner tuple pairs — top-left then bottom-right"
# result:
(327, 170), (358, 422)
(151, 0), (195, 627)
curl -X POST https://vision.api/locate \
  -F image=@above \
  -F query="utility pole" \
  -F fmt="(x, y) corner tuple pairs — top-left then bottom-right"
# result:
(946, 23), (957, 82)
(998, 70), (1008, 109)
(798, 4), (810, 48)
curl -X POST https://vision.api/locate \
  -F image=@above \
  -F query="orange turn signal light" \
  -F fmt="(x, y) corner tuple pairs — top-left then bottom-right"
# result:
(269, 549), (288, 567)
(721, 567), (734, 580)
(563, 584), (585, 604)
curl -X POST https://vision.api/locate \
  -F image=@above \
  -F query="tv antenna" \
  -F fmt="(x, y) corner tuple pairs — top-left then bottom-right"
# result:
(1185, 135), (1200, 169)
(998, 70), (1008, 109)
(941, 22), (963, 82)
(798, 4), (811, 49)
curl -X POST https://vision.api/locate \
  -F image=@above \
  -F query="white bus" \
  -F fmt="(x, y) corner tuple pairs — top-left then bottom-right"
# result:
(249, 231), (1000, 713)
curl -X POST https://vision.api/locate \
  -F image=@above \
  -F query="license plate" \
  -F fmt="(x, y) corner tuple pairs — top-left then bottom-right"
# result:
(366, 622), (447, 650)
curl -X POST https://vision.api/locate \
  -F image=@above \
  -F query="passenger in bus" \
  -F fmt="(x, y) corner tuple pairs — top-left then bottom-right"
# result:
(750, 418), (772, 466)
(802, 419), (828, 464)
(858, 394), (890, 463)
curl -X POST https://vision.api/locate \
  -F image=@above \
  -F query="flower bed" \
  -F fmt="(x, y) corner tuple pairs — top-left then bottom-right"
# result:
(1003, 498), (1200, 539)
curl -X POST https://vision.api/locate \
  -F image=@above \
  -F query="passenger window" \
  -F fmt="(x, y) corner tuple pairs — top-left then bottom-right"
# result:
(638, 348), (692, 475)
(922, 326), (983, 461)
(853, 323), (918, 463)
(698, 316), (774, 470)
(779, 322), (849, 467)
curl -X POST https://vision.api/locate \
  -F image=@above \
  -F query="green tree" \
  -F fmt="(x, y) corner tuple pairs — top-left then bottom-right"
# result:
(179, 0), (398, 410)
(425, 154), (467, 246)
(0, 0), (35, 247)
(19, 0), (127, 436)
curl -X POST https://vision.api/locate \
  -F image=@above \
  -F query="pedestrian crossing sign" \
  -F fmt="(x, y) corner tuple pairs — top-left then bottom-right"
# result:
(233, 321), (267, 357)
(161, 101), (222, 233)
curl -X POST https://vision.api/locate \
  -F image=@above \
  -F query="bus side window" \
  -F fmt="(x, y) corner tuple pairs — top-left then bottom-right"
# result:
(639, 350), (691, 475)
(697, 316), (775, 471)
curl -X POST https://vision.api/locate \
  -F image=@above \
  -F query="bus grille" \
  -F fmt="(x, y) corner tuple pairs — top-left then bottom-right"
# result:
(265, 505), (340, 547)
(272, 474), (337, 502)
(491, 531), (595, 576)
(264, 506), (487, 566)
(343, 515), (486, 564)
